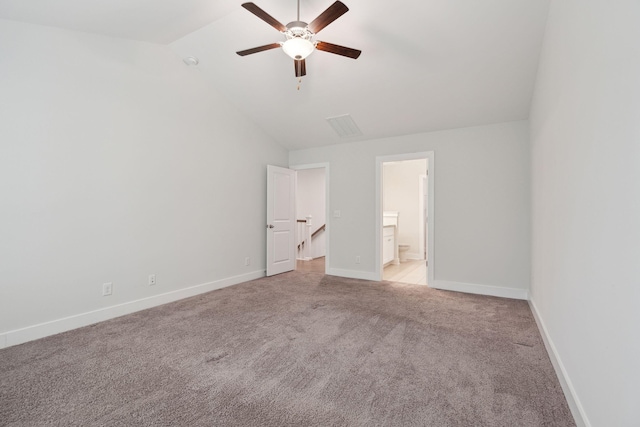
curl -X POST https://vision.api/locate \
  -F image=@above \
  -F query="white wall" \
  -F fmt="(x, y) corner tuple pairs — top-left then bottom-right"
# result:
(0, 19), (288, 347)
(289, 121), (530, 298)
(383, 159), (427, 260)
(529, 1), (640, 425)
(296, 168), (326, 259)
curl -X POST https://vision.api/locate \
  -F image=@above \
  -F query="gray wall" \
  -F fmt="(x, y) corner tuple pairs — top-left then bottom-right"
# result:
(290, 121), (531, 296)
(529, 1), (640, 425)
(0, 19), (288, 344)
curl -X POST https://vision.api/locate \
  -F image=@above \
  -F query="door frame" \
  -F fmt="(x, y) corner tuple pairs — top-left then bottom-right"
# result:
(289, 162), (330, 275)
(419, 174), (427, 260)
(375, 152), (434, 285)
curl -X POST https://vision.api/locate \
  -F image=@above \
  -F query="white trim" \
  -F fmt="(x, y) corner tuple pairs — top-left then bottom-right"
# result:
(431, 280), (528, 300)
(376, 152), (435, 286)
(528, 299), (589, 427)
(326, 268), (378, 282)
(289, 162), (329, 171)
(289, 162), (330, 275)
(418, 174), (427, 261)
(0, 270), (265, 350)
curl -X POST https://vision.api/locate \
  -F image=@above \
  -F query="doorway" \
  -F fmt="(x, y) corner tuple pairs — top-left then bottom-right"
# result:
(291, 164), (329, 274)
(375, 152), (434, 285)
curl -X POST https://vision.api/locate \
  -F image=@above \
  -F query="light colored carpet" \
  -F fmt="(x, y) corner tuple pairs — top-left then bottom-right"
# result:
(0, 271), (574, 426)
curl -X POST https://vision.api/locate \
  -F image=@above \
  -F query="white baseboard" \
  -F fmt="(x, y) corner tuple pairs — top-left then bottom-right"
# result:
(0, 269), (266, 350)
(528, 299), (589, 427)
(326, 268), (378, 282)
(431, 280), (528, 300)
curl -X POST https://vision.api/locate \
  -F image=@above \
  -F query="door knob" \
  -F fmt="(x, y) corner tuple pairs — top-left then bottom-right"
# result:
(267, 224), (275, 229)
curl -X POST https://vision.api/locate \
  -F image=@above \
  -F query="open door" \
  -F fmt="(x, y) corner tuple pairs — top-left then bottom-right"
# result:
(266, 165), (296, 276)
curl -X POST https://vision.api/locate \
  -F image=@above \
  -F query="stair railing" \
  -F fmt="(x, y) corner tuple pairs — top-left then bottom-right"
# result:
(297, 216), (326, 261)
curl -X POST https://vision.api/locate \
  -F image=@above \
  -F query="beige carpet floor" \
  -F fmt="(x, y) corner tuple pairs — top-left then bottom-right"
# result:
(0, 271), (574, 426)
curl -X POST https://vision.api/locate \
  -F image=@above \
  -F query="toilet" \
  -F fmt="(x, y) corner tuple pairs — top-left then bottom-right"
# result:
(398, 244), (410, 262)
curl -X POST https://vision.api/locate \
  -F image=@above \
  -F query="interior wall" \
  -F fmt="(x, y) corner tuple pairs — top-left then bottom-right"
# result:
(529, 1), (640, 425)
(296, 168), (326, 259)
(383, 160), (427, 260)
(0, 19), (288, 344)
(289, 121), (531, 296)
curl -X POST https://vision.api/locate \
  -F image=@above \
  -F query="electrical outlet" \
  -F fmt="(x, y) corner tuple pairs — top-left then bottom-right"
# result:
(102, 282), (113, 296)
(244, 257), (251, 266)
(333, 210), (341, 218)
(148, 274), (156, 286)
(355, 256), (361, 264)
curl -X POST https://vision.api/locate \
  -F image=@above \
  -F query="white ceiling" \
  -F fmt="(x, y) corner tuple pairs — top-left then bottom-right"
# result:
(0, 0), (550, 150)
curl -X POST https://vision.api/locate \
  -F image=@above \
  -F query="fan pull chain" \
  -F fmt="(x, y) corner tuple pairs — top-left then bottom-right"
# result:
(297, 78), (302, 91)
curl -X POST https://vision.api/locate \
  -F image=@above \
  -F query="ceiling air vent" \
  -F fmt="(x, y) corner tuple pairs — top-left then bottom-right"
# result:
(326, 114), (363, 138)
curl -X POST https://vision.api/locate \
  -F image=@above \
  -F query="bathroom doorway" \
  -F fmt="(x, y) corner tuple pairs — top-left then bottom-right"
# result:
(375, 152), (434, 286)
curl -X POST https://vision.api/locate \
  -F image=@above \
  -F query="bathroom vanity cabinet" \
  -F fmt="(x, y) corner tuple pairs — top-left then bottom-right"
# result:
(383, 226), (396, 265)
(382, 211), (400, 266)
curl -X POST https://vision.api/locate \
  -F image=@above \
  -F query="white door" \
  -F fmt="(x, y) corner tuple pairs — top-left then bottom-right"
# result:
(266, 165), (296, 276)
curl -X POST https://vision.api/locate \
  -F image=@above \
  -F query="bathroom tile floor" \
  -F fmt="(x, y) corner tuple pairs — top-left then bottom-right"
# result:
(383, 260), (428, 285)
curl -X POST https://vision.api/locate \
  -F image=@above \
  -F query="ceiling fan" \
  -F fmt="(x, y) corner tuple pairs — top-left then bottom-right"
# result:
(236, 0), (361, 78)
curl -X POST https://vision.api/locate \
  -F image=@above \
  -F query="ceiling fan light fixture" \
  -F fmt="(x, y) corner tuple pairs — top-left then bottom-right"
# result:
(236, 1), (360, 77)
(282, 38), (315, 60)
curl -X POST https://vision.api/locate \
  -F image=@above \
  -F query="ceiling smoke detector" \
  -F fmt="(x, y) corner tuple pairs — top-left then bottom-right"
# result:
(183, 56), (199, 66)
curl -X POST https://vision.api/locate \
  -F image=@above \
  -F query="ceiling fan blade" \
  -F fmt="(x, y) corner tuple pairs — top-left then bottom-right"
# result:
(308, 1), (349, 34)
(236, 43), (281, 56)
(316, 41), (361, 59)
(241, 2), (287, 32)
(294, 59), (307, 77)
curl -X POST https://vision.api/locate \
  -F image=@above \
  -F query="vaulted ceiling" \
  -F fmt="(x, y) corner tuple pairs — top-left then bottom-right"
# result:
(0, 0), (550, 149)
